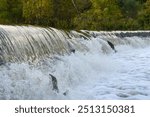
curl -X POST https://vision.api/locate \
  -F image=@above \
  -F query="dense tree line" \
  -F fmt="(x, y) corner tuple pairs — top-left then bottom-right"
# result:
(0, 0), (150, 30)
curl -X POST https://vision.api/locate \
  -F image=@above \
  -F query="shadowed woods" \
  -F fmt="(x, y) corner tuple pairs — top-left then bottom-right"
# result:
(0, 0), (150, 30)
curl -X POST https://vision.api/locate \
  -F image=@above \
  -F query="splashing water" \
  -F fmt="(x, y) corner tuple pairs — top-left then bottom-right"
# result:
(0, 25), (150, 100)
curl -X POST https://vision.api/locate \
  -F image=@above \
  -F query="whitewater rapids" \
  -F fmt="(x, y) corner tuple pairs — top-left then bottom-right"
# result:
(0, 44), (150, 100)
(0, 25), (150, 100)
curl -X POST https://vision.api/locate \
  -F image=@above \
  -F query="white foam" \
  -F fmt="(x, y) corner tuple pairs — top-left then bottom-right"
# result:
(1, 37), (150, 99)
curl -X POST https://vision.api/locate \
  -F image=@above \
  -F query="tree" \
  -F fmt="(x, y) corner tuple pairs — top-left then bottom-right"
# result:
(0, 0), (23, 23)
(138, 0), (150, 29)
(74, 0), (123, 30)
(23, 0), (53, 25)
(0, 0), (9, 23)
(7, 0), (23, 23)
(51, 0), (76, 28)
(0, 0), (149, 30)
(118, 0), (140, 18)
(51, 0), (91, 29)
(73, 0), (92, 13)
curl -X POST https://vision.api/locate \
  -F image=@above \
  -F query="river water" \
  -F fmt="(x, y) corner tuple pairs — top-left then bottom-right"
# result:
(68, 46), (150, 100)
(0, 44), (150, 100)
(0, 25), (150, 100)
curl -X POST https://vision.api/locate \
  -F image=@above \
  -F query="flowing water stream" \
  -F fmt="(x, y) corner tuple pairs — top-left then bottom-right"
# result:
(0, 25), (150, 99)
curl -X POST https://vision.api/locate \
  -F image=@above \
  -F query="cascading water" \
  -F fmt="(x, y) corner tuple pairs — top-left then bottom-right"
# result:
(0, 25), (88, 63)
(0, 25), (150, 100)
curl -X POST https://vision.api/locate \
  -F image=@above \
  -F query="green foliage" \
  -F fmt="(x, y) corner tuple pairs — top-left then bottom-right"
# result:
(118, 0), (140, 18)
(137, 0), (150, 29)
(74, 0), (123, 30)
(0, 0), (10, 23)
(0, 0), (23, 24)
(23, 0), (53, 25)
(52, 0), (77, 29)
(22, 0), (91, 29)
(75, 0), (92, 12)
(0, 0), (150, 30)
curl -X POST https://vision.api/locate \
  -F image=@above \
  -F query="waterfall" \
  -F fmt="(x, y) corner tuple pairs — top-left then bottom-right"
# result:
(0, 25), (89, 63)
(0, 25), (150, 63)
(1, 25), (150, 100)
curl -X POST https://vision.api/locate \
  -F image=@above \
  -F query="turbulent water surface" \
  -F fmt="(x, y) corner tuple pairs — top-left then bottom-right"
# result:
(0, 25), (150, 100)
